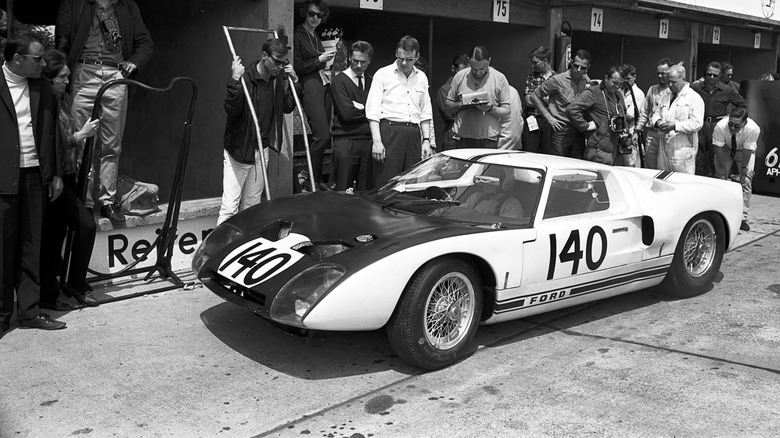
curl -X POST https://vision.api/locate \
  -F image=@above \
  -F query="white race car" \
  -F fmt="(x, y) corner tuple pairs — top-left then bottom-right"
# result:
(193, 150), (743, 369)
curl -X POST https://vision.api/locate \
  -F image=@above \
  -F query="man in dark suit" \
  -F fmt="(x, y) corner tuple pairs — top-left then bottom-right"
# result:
(330, 40), (373, 191)
(1, 32), (66, 337)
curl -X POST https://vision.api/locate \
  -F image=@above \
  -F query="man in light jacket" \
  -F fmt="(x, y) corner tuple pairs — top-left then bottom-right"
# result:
(650, 64), (704, 174)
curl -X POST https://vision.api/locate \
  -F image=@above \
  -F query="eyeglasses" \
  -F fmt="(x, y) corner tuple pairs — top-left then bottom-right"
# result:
(265, 53), (289, 67)
(727, 122), (743, 129)
(396, 56), (416, 64)
(571, 64), (588, 71)
(668, 79), (681, 85)
(706, 73), (720, 78)
(19, 53), (44, 63)
(307, 11), (325, 19)
(725, 73), (733, 78)
(351, 59), (369, 65)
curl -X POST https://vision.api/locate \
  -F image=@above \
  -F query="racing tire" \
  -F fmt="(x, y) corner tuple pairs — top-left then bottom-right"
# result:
(387, 258), (483, 370)
(661, 212), (725, 298)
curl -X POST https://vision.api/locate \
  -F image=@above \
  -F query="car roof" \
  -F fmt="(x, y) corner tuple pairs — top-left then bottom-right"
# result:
(441, 149), (615, 173)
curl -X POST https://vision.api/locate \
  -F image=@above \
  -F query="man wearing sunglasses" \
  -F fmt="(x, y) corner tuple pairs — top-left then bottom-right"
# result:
(712, 108), (758, 232)
(690, 61), (746, 177)
(1, 33), (66, 333)
(218, 38), (297, 226)
(530, 49), (592, 159)
(365, 35), (433, 186)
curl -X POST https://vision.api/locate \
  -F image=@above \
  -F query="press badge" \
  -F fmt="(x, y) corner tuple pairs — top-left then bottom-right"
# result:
(526, 115), (539, 132)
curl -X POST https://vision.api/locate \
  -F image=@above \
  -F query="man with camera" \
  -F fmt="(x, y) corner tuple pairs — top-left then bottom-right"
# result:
(567, 66), (629, 166)
(56, 0), (153, 224)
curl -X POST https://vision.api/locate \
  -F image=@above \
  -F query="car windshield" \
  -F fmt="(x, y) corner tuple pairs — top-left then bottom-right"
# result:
(361, 154), (543, 227)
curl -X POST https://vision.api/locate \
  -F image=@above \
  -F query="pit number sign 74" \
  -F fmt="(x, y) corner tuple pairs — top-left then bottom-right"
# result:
(493, 0), (509, 23)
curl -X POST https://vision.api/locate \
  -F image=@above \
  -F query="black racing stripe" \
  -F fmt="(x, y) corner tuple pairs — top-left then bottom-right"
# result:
(655, 170), (673, 180)
(494, 265), (670, 313)
(495, 272), (667, 313)
(569, 266), (669, 295)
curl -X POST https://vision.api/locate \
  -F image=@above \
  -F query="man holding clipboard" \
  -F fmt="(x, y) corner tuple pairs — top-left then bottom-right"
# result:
(444, 46), (511, 149)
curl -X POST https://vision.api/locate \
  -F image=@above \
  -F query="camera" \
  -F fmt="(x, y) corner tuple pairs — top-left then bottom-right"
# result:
(100, 19), (123, 53)
(609, 115), (627, 134)
(609, 116), (633, 154)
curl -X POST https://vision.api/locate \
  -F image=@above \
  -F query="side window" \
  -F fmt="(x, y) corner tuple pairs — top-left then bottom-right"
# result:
(543, 170), (611, 219)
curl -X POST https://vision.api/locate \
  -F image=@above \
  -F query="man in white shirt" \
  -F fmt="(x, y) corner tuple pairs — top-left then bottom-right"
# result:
(1, 33), (66, 335)
(650, 64), (704, 174)
(365, 35), (433, 186)
(712, 108), (759, 231)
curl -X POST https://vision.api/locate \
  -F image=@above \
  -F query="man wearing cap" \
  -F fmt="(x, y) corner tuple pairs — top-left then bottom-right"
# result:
(444, 46), (511, 150)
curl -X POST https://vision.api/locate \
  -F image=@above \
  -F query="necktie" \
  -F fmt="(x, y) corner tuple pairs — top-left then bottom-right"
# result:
(357, 75), (363, 91)
(670, 92), (678, 104)
(731, 133), (738, 158)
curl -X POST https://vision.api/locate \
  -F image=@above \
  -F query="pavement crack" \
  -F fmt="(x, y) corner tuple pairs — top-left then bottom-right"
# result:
(251, 374), (421, 437)
(539, 323), (780, 376)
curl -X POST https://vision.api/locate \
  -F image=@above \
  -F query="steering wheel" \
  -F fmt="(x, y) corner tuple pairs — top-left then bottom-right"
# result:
(422, 186), (454, 201)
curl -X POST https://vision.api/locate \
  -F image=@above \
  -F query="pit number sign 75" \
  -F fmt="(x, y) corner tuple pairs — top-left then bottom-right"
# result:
(493, 0), (509, 23)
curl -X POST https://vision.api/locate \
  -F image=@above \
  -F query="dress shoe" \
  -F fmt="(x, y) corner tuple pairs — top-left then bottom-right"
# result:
(740, 220), (750, 232)
(62, 284), (99, 307)
(18, 314), (66, 330)
(100, 203), (125, 223)
(40, 300), (76, 312)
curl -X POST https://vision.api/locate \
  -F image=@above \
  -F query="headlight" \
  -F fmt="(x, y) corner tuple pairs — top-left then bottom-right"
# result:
(191, 223), (244, 275)
(270, 263), (346, 327)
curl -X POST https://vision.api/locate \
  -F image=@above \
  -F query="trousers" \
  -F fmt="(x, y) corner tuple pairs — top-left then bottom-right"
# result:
(218, 149), (269, 225)
(1, 168), (45, 329)
(70, 63), (128, 208)
(331, 136), (373, 191)
(714, 147), (755, 220)
(302, 76), (332, 183)
(40, 174), (97, 302)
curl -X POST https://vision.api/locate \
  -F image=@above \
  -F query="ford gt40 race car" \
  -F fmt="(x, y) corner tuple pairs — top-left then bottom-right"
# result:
(193, 150), (743, 370)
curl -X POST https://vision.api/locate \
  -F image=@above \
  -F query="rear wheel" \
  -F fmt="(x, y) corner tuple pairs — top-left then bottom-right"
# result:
(387, 259), (483, 370)
(661, 213), (725, 297)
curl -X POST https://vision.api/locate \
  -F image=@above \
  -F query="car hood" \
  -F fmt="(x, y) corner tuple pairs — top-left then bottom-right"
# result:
(225, 191), (494, 263)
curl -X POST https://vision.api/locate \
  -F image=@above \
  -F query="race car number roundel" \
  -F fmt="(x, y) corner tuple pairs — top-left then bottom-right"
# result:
(217, 233), (308, 288)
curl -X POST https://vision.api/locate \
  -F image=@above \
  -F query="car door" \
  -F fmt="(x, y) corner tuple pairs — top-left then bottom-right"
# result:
(517, 168), (646, 308)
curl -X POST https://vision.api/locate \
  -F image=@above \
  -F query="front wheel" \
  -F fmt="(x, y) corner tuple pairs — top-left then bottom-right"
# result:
(661, 212), (725, 297)
(387, 258), (483, 370)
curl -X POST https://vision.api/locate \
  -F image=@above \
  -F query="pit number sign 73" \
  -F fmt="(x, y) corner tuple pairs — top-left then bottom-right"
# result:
(493, 0), (509, 23)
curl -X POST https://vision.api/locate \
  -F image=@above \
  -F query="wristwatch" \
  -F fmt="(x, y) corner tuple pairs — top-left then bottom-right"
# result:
(423, 138), (430, 142)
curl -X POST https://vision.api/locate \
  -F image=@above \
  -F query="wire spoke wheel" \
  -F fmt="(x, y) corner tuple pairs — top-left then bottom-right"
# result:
(662, 213), (725, 298)
(682, 218), (717, 277)
(387, 258), (483, 370)
(424, 272), (475, 350)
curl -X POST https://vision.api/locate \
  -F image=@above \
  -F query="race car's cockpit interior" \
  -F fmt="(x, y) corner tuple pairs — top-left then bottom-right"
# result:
(543, 170), (610, 219)
(372, 155), (543, 226)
